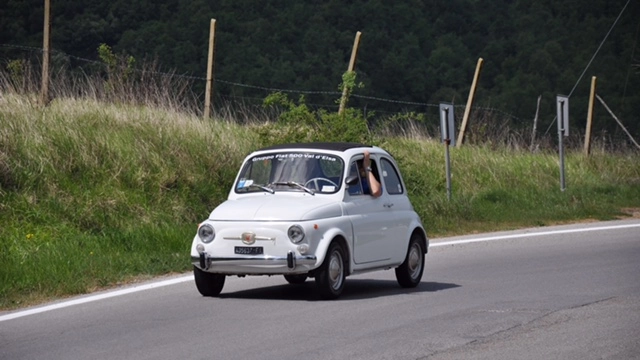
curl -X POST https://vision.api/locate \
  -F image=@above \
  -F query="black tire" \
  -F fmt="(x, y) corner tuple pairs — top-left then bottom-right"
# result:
(284, 274), (308, 284)
(395, 234), (425, 288)
(315, 242), (346, 300)
(193, 266), (226, 297)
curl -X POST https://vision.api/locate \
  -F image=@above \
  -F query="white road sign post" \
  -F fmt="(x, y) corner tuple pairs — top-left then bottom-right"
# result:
(440, 103), (455, 200)
(557, 95), (569, 192)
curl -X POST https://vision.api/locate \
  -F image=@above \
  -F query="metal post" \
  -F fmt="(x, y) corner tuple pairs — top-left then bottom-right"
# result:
(442, 107), (452, 201)
(557, 96), (569, 192)
(445, 138), (452, 201)
(558, 124), (566, 192)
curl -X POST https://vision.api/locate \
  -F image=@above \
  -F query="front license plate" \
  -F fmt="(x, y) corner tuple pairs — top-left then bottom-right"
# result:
(234, 246), (264, 255)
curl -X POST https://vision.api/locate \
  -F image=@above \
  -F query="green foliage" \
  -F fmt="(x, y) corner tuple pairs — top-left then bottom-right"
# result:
(6, 59), (27, 88)
(263, 92), (316, 126)
(258, 72), (371, 146)
(97, 43), (117, 69)
(2, 1), (639, 135)
(317, 108), (370, 143)
(259, 92), (318, 144)
(97, 43), (136, 81)
(337, 70), (364, 108)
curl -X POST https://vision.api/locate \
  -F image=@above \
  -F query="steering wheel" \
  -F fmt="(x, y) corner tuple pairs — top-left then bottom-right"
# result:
(304, 177), (339, 191)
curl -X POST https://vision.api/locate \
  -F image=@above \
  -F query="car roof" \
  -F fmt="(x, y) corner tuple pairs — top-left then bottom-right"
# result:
(258, 142), (374, 152)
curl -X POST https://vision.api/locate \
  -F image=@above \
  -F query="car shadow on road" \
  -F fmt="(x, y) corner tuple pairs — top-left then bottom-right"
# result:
(341, 279), (461, 300)
(217, 279), (460, 301)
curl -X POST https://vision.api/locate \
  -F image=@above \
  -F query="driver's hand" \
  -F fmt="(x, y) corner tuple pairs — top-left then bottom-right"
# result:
(364, 150), (371, 167)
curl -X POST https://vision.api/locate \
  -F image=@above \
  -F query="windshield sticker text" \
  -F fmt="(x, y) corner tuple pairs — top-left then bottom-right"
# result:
(252, 153), (338, 162)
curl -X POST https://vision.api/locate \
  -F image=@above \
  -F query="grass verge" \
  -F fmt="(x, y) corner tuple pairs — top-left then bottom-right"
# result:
(1, 94), (638, 309)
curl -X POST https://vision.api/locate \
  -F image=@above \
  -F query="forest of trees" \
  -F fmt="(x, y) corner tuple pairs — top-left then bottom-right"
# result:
(1, 0), (639, 137)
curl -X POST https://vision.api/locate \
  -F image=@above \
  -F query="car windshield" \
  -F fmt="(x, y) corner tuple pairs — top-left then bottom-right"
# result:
(235, 152), (344, 194)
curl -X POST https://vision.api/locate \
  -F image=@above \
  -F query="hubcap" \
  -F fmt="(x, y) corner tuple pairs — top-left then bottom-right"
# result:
(328, 250), (344, 290)
(408, 243), (422, 279)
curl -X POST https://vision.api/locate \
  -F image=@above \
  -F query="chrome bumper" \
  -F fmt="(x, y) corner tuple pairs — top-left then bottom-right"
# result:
(192, 251), (317, 272)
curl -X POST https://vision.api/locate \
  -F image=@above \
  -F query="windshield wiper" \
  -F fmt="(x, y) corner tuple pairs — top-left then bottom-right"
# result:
(242, 183), (275, 194)
(270, 181), (315, 195)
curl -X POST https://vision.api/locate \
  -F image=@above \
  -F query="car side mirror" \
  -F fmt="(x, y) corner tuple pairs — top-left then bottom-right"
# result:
(345, 175), (359, 186)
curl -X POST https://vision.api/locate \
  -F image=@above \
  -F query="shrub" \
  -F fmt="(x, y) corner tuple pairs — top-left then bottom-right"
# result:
(258, 71), (371, 146)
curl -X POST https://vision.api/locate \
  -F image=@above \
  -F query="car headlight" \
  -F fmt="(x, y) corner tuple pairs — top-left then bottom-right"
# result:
(198, 224), (215, 243)
(288, 225), (305, 243)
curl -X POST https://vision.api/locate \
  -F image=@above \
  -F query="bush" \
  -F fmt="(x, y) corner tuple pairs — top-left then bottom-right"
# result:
(258, 71), (371, 146)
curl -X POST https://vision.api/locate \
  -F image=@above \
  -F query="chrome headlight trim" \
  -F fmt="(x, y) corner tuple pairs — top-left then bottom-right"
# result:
(198, 224), (215, 243)
(287, 225), (305, 244)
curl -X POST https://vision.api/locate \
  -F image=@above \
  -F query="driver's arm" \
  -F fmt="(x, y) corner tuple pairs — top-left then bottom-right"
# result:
(363, 151), (382, 198)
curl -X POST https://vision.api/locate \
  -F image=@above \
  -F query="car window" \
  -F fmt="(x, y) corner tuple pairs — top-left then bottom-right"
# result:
(347, 161), (363, 195)
(235, 152), (344, 194)
(347, 158), (381, 196)
(381, 158), (404, 195)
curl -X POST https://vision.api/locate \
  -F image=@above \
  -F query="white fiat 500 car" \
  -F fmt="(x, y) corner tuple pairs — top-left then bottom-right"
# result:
(191, 142), (428, 299)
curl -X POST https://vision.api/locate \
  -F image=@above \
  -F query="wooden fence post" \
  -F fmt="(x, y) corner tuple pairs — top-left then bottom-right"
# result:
(530, 95), (542, 152)
(204, 19), (217, 119)
(584, 76), (597, 155)
(40, 0), (51, 106)
(338, 31), (362, 115)
(457, 57), (483, 146)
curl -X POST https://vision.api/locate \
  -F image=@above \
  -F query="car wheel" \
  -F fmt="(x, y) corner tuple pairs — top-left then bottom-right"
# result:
(395, 234), (425, 288)
(193, 266), (226, 297)
(315, 242), (346, 299)
(284, 274), (308, 284)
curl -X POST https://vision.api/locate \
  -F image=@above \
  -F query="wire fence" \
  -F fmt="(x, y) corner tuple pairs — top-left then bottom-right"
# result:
(0, 43), (636, 152)
(0, 43), (517, 113)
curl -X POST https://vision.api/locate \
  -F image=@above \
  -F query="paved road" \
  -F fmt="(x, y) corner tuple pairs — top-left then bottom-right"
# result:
(2, 220), (639, 360)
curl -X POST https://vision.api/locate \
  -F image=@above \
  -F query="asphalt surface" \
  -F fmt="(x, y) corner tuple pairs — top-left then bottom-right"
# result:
(1, 219), (639, 360)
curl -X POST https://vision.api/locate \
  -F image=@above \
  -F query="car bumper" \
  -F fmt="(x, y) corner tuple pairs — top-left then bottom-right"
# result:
(192, 252), (318, 275)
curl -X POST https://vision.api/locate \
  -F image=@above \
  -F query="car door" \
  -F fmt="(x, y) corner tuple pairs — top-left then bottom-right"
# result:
(343, 155), (395, 265)
(378, 157), (413, 263)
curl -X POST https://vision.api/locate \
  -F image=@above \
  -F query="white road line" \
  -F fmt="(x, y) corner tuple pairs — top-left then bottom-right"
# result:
(0, 275), (192, 322)
(2, 222), (638, 322)
(431, 223), (640, 247)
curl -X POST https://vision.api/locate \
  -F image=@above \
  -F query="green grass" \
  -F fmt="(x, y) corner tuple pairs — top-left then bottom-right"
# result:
(0, 95), (258, 308)
(387, 139), (639, 234)
(1, 94), (639, 309)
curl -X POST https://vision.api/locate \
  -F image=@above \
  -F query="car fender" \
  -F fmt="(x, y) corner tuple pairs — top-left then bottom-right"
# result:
(407, 217), (429, 253)
(313, 223), (353, 274)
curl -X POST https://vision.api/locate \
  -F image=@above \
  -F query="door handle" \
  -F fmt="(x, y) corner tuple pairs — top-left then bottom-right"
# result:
(383, 203), (394, 208)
